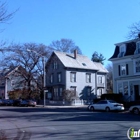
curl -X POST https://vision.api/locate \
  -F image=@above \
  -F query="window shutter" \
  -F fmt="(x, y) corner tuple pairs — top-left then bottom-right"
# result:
(118, 65), (120, 76)
(126, 64), (129, 75)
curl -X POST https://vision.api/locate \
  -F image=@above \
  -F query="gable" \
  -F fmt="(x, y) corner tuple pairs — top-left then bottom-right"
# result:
(53, 51), (99, 70)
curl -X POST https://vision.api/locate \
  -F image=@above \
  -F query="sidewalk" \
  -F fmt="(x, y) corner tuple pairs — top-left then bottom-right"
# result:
(36, 104), (88, 109)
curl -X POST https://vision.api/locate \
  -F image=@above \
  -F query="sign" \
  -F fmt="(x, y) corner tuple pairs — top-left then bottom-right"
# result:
(44, 90), (48, 93)
(47, 92), (52, 99)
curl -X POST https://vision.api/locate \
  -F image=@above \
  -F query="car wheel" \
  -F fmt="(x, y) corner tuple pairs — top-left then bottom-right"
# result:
(90, 106), (94, 111)
(133, 108), (139, 115)
(105, 107), (110, 112)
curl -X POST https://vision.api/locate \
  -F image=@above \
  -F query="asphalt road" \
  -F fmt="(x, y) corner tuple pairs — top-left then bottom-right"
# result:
(0, 106), (140, 140)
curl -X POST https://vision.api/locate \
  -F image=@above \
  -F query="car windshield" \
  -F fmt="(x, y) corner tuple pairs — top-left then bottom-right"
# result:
(108, 100), (117, 103)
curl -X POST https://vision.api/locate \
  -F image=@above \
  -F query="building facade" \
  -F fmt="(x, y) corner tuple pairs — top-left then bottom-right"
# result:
(0, 66), (37, 99)
(45, 51), (108, 102)
(109, 38), (140, 101)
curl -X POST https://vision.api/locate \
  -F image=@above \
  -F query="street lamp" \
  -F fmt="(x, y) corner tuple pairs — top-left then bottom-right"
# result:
(27, 49), (46, 107)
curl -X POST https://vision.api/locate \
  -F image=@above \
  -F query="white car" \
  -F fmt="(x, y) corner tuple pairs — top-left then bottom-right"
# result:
(88, 100), (124, 112)
(129, 105), (140, 114)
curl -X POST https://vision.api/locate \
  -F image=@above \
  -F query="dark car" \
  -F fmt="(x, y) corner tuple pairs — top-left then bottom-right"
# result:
(2, 99), (14, 106)
(8, 99), (14, 106)
(13, 99), (21, 106)
(0, 99), (4, 105)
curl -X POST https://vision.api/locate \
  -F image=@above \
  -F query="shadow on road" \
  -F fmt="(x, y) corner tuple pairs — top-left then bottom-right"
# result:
(0, 107), (140, 121)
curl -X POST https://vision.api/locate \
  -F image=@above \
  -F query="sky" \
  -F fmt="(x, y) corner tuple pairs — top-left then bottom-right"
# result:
(1, 0), (140, 66)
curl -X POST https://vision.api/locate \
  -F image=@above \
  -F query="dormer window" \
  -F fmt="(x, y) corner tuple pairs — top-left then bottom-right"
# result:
(134, 41), (140, 54)
(118, 44), (126, 58)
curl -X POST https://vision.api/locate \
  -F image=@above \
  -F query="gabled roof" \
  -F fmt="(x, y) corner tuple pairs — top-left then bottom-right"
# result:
(93, 62), (108, 73)
(0, 66), (26, 78)
(46, 51), (108, 73)
(53, 51), (99, 71)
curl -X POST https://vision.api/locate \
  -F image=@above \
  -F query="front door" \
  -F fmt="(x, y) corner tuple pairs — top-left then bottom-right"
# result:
(134, 85), (139, 101)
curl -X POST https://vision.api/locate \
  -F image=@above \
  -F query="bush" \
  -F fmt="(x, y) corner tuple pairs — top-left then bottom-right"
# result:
(101, 93), (123, 103)
(62, 89), (76, 102)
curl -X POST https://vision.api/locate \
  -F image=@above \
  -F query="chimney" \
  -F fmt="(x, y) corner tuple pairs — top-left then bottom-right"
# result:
(74, 50), (77, 59)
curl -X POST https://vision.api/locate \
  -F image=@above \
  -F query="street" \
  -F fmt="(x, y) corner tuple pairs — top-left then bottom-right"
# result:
(0, 106), (140, 140)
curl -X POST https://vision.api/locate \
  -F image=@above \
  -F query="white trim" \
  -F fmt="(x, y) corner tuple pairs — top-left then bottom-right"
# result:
(116, 78), (140, 82)
(110, 58), (132, 63)
(114, 38), (138, 46)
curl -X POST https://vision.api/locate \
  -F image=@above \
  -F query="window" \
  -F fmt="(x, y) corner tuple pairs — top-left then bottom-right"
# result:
(123, 82), (128, 95)
(70, 86), (76, 95)
(57, 73), (61, 83)
(98, 76), (102, 83)
(11, 80), (15, 86)
(134, 41), (140, 54)
(50, 74), (54, 83)
(59, 88), (63, 96)
(118, 44), (126, 57)
(135, 59), (140, 73)
(118, 64), (129, 76)
(121, 65), (126, 76)
(70, 72), (76, 82)
(53, 62), (58, 69)
(118, 83), (123, 94)
(99, 89), (102, 95)
(54, 87), (58, 97)
(82, 63), (86, 66)
(86, 73), (91, 83)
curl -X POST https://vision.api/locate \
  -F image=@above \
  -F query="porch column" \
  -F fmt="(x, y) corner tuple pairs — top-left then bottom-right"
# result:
(5, 78), (8, 99)
(95, 72), (97, 96)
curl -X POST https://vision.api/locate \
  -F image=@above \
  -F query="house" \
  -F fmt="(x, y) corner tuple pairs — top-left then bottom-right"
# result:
(0, 66), (37, 99)
(109, 37), (140, 102)
(45, 50), (108, 103)
(0, 66), (26, 99)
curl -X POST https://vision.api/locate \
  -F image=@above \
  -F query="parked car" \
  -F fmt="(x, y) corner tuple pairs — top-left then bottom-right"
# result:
(2, 99), (14, 106)
(129, 105), (140, 115)
(2, 99), (9, 106)
(27, 100), (37, 107)
(8, 99), (14, 106)
(0, 99), (4, 105)
(13, 99), (21, 106)
(88, 100), (124, 112)
(20, 100), (28, 107)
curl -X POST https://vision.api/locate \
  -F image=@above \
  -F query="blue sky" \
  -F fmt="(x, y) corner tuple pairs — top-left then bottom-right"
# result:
(1, 0), (140, 66)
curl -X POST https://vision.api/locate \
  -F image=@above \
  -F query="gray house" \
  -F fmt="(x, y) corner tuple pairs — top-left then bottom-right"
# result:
(45, 50), (108, 103)
(0, 66), (37, 99)
(109, 38), (140, 102)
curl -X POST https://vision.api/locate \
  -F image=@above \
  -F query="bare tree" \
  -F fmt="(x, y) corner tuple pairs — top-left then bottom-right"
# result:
(0, 1), (17, 24)
(105, 63), (113, 93)
(1, 43), (51, 99)
(49, 38), (82, 54)
(128, 22), (140, 39)
(0, 1), (17, 51)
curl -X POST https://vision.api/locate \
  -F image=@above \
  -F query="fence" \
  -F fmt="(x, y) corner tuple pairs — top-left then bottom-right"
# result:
(38, 99), (84, 106)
